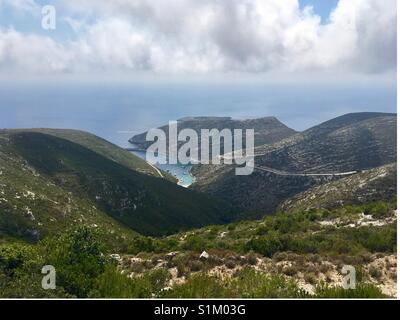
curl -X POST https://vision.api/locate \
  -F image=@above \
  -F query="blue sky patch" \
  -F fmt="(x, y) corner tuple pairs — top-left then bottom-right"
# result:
(299, 0), (339, 23)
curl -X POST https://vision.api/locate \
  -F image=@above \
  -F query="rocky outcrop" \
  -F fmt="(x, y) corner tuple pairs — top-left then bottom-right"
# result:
(279, 163), (397, 213)
(191, 113), (397, 216)
(129, 116), (297, 150)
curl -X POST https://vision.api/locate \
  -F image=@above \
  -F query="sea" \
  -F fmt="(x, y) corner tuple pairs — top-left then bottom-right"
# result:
(0, 81), (396, 187)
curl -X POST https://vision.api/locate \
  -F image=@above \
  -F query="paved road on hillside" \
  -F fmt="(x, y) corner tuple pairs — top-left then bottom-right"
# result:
(219, 154), (359, 177)
(253, 165), (358, 177)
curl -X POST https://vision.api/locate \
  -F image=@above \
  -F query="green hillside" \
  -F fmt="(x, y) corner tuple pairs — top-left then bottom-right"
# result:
(0, 129), (231, 241)
(191, 113), (397, 215)
(1, 199), (395, 298)
(0, 124), (396, 298)
(3, 128), (162, 177)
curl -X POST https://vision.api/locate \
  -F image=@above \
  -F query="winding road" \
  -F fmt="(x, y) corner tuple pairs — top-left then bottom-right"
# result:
(218, 154), (359, 177)
(253, 165), (358, 177)
(127, 148), (360, 179)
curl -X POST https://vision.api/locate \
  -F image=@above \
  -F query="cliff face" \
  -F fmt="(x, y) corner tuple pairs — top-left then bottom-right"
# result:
(191, 113), (397, 217)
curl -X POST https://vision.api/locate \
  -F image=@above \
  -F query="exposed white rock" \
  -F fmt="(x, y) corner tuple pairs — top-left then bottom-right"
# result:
(200, 251), (209, 260)
(166, 251), (179, 257)
(110, 254), (121, 261)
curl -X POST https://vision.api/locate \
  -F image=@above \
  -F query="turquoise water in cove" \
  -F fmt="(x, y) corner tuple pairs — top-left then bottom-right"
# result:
(129, 150), (194, 187)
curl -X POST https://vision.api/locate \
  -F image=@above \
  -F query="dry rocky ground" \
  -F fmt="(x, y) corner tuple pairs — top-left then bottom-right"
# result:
(118, 250), (397, 297)
(115, 207), (397, 297)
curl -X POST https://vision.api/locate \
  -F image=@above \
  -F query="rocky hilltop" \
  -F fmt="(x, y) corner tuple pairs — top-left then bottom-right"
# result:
(255, 112), (396, 172)
(129, 116), (297, 150)
(191, 112), (397, 216)
(279, 163), (397, 213)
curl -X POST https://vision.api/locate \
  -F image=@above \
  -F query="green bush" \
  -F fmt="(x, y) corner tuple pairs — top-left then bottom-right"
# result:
(181, 235), (207, 252)
(368, 266), (382, 280)
(304, 272), (317, 285)
(40, 226), (108, 297)
(348, 225), (397, 253)
(91, 266), (151, 298)
(0, 242), (71, 298)
(91, 266), (170, 298)
(127, 236), (156, 254)
(245, 251), (258, 265)
(188, 260), (203, 272)
(162, 268), (309, 298)
(314, 283), (385, 298)
(162, 273), (231, 298)
(364, 201), (395, 219)
(231, 268), (308, 298)
(0, 243), (38, 277)
(246, 232), (285, 257)
(146, 268), (171, 293)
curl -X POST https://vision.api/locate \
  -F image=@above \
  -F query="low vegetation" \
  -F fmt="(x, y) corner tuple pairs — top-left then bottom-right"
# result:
(0, 130), (231, 240)
(0, 200), (396, 298)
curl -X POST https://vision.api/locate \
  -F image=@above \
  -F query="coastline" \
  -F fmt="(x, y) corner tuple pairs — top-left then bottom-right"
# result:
(126, 145), (194, 187)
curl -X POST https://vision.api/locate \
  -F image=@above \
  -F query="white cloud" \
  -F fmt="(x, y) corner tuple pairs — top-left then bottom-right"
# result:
(0, 27), (71, 74)
(0, 0), (40, 14)
(0, 0), (396, 76)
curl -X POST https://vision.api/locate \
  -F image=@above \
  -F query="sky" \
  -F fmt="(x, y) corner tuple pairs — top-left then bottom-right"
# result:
(299, 0), (339, 22)
(0, 0), (396, 81)
(0, 0), (396, 140)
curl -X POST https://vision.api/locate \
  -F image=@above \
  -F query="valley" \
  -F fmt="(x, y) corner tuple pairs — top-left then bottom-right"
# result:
(0, 129), (232, 242)
(0, 112), (397, 298)
(0, 0), (396, 302)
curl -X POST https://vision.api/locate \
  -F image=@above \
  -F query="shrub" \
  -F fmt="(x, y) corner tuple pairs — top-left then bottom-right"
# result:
(225, 259), (236, 270)
(90, 266), (151, 298)
(246, 233), (285, 258)
(162, 273), (231, 298)
(304, 272), (317, 285)
(368, 266), (382, 279)
(129, 261), (145, 274)
(354, 265), (367, 283)
(364, 202), (393, 219)
(351, 225), (396, 253)
(181, 235), (207, 252)
(314, 283), (385, 298)
(231, 268), (308, 298)
(273, 252), (288, 262)
(40, 226), (108, 298)
(0, 243), (38, 277)
(188, 260), (203, 272)
(162, 268), (310, 298)
(282, 265), (297, 276)
(245, 251), (258, 266)
(146, 268), (171, 293)
(176, 263), (187, 278)
(128, 236), (156, 254)
(91, 266), (170, 298)
(0, 243), (71, 298)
